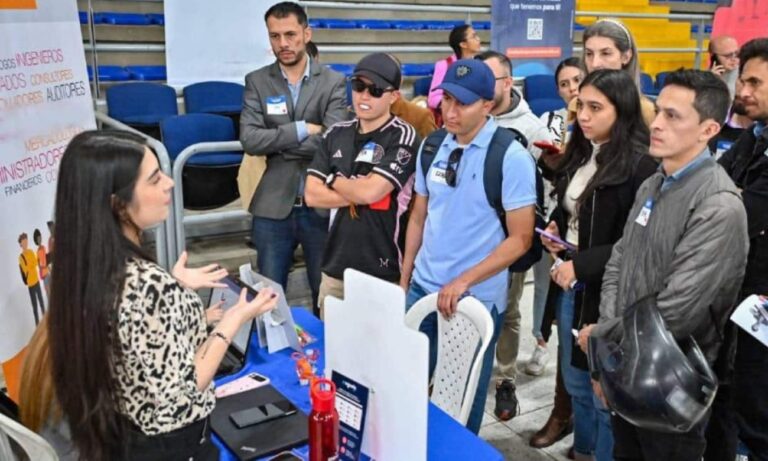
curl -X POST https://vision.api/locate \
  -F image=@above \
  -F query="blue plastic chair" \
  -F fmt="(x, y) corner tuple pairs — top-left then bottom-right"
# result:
(147, 13), (165, 26)
(106, 82), (177, 127)
(318, 19), (357, 29)
(326, 63), (355, 77)
(655, 71), (672, 91)
(392, 20), (425, 31)
(640, 73), (658, 96)
(425, 20), (464, 31)
(308, 18), (322, 28)
(402, 63), (435, 77)
(78, 11), (88, 24)
(160, 114), (243, 210)
(472, 21), (491, 30)
(93, 65), (132, 82)
(523, 74), (558, 101)
(183, 81), (244, 114)
(528, 98), (566, 117)
(358, 19), (392, 30)
(514, 63), (552, 78)
(413, 76), (432, 97)
(98, 12), (152, 26)
(126, 65), (167, 81)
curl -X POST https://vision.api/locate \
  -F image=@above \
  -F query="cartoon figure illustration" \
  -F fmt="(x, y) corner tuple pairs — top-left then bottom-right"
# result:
(750, 296), (768, 332)
(18, 232), (45, 325)
(33, 228), (50, 297)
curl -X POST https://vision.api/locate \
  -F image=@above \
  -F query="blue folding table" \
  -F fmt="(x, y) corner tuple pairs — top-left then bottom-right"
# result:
(213, 307), (503, 461)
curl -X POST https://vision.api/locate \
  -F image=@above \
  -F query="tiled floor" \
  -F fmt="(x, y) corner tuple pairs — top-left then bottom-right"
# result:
(186, 228), (571, 460)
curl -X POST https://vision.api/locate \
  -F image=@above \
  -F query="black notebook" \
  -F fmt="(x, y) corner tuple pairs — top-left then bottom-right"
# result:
(211, 384), (308, 460)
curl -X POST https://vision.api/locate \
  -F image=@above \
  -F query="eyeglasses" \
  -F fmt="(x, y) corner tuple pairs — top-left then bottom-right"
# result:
(350, 78), (394, 98)
(445, 148), (464, 187)
(716, 52), (739, 60)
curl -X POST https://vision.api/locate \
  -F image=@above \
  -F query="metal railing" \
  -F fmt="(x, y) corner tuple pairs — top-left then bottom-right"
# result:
(95, 112), (176, 269)
(170, 141), (249, 263)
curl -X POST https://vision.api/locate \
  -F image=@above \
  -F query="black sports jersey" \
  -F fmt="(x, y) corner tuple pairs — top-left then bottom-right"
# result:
(307, 116), (421, 281)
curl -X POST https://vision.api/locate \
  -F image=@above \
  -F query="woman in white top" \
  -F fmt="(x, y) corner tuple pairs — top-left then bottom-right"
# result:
(46, 130), (277, 460)
(540, 57), (584, 150)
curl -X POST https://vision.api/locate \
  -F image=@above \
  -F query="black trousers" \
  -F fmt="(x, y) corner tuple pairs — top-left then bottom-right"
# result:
(612, 412), (710, 461)
(123, 417), (219, 461)
(704, 331), (768, 461)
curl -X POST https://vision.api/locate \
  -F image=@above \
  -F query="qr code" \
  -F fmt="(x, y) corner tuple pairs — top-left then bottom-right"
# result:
(527, 18), (543, 40)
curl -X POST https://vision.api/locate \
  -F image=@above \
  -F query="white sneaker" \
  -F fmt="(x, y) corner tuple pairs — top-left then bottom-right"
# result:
(524, 344), (549, 376)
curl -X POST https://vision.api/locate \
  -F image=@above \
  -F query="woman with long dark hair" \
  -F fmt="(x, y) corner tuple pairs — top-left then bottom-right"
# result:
(541, 70), (657, 461)
(427, 24), (482, 122)
(47, 130), (277, 460)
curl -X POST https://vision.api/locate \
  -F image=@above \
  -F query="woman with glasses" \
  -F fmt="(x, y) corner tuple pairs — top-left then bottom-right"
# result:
(427, 24), (483, 123)
(44, 130), (277, 460)
(540, 70), (657, 461)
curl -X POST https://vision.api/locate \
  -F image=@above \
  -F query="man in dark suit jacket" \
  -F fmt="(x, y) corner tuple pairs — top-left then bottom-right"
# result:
(240, 2), (347, 315)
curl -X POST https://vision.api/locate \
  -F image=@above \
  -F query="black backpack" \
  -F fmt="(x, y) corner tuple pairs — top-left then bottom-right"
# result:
(420, 127), (545, 272)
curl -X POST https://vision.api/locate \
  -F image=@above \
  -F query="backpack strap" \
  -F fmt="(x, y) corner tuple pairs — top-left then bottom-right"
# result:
(483, 128), (517, 233)
(420, 127), (449, 181)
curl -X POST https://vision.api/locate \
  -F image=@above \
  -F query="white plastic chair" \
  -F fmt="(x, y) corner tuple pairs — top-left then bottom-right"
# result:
(404, 293), (494, 426)
(0, 413), (58, 461)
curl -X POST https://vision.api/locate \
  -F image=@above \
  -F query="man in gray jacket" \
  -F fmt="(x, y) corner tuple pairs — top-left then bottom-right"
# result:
(479, 50), (556, 420)
(585, 70), (749, 460)
(240, 2), (347, 315)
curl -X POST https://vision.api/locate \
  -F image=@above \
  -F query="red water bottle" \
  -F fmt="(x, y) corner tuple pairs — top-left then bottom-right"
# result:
(309, 378), (339, 461)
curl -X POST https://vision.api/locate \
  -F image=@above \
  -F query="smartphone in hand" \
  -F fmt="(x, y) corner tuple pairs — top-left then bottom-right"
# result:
(535, 227), (577, 251)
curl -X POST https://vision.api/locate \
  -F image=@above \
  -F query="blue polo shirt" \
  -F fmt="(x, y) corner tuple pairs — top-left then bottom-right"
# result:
(412, 117), (537, 312)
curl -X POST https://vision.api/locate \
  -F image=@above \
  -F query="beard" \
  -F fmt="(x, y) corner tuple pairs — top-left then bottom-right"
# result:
(277, 49), (306, 67)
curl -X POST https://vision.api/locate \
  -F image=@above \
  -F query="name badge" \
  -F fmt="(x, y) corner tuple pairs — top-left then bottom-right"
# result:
(266, 95), (288, 115)
(429, 161), (448, 185)
(635, 199), (653, 227)
(354, 141), (383, 164)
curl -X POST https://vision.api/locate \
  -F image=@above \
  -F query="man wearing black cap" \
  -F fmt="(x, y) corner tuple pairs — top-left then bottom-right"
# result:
(400, 58), (537, 434)
(305, 53), (420, 316)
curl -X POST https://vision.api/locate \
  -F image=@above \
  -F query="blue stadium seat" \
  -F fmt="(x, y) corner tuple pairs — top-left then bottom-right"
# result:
(655, 71), (672, 90)
(161, 114), (243, 210)
(514, 63), (552, 78)
(147, 13), (165, 25)
(401, 63), (434, 77)
(89, 65), (132, 82)
(183, 81), (244, 115)
(78, 11), (88, 24)
(523, 74), (558, 101)
(413, 76), (432, 97)
(98, 12), (152, 26)
(126, 65), (167, 81)
(425, 20), (464, 31)
(308, 18), (322, 28)
(326, 63), (355, 77)
(392, 20), (426, 31)
(528, 98), (566, 117)
(472, 21), (491, 30)
(106, 82), (177, 126)
(317, 19), (358, 29)
(640, 73), (659, 96)
(358, 19), (393, 30)
(574, 22), (586, 31)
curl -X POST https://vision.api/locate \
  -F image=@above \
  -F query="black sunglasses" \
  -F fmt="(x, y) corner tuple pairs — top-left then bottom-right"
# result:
(445, 148), (464, 187)
(350, 78), (394, 98)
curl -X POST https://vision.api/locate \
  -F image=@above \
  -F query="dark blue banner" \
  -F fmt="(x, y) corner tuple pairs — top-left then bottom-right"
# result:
(491, 0), (575, 76)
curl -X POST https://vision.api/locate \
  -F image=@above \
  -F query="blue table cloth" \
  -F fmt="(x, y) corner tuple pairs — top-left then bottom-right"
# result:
(213, 308), (503, 461)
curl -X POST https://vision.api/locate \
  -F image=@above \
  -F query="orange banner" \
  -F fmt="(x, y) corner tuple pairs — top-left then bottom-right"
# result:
(1, 347), (27, 403)
(0, 0), (37, 9)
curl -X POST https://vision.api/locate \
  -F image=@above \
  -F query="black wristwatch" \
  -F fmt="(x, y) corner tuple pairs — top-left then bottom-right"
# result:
(325, 173), (338, 190)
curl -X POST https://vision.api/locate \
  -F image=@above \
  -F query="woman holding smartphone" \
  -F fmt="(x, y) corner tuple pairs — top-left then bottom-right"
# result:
(45, 130), (278, 460)
(541, 70), (657, 461)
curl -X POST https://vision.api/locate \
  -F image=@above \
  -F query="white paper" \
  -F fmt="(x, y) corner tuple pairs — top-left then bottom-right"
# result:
(730, 294), (768, 348)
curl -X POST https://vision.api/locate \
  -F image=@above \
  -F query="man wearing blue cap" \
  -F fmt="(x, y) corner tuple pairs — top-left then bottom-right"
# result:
(400, 58), (537, 433)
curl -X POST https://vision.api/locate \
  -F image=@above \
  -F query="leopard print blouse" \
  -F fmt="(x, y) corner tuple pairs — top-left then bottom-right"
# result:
(114, 258), (215, 435)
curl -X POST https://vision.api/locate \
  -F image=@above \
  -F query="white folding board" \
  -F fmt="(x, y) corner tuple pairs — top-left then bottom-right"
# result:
(324, 269), (429, 461)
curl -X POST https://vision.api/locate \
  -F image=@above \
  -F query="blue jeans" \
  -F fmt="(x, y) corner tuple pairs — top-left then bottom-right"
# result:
(405, 281), (503, 434)
(251, 206), (328, 315)
(531, 254), (551, 340)
(556, 290), (613, 460)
